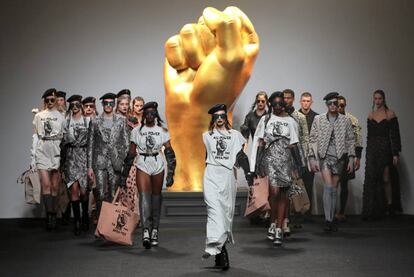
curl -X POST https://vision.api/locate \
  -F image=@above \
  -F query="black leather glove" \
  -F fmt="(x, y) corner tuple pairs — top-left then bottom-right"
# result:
(165, 147), (176, 188)
(255, 145), (266, 178)
(118, 175), (127, 188)
(290, 144), (305, 177)
(166, 173), (174, 187)
(246, 172), (254, 186)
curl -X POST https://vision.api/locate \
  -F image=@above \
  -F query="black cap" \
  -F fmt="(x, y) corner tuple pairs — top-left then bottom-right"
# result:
(56, 91), (67, 98)
(99, 93), (117, 100)
(141, 101), (158, 111)
(67, 94), (82, 103)
(82, 96), (96, 105)
(323, 92), (339, 101)
(117, 89), (131, 98)
(268, 91), (284, 103)
(208, 103), (227, 114)
(42, 88), (57, 99)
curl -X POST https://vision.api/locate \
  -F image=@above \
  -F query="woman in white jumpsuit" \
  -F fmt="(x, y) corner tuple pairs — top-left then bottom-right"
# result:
(32, 88), (65, 231)
(202, 104), (254, 270)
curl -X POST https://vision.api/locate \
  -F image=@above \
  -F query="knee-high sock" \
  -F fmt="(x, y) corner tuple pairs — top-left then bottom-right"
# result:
(151, 194), (162, 229)
(71, 201), (80, 223)
(331, 187), (338, 220)
(323, 186), (334, 222)
(139, 192), (152, 229)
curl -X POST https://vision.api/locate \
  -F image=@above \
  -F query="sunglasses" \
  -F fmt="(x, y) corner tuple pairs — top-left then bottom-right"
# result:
(326, 100), (339, 107)
(271, 101), (286, 108)
(103, 101), (115, 107)
(70, 102), (82, 109)
(44, 97), (56, 104)
(256, 100), (266, 104)
(339, 104), (345, 108)
(144, 110), (158, 117)
(84, 104), (94, 109)
(213, 113), (227, 121)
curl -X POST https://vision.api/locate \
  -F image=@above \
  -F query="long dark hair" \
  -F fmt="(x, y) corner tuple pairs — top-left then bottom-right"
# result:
(372, 89), (389, 111)
(250, 91), (268, 111)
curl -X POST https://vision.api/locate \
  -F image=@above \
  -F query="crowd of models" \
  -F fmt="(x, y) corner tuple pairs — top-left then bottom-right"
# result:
(30, 88), (402, 270)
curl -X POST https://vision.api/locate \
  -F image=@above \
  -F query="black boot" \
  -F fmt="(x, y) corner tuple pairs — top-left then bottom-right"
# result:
(142, 228), (151, 249)
(46, 213), (53, 231)
(151, 194), (162, 246)
(43, 195), (53, 231)
(72, 200), (81, 236)
(220, 245), (230, 270)
(51, 196), (58, 230)
(81, 199), (89, 232)
(215, 253), (222, 267)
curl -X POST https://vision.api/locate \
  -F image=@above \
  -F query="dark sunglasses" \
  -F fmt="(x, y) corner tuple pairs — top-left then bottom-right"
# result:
(326, 100), (339, 107)
(144, 110), (158, 117)
(213, 113), (227, 121)
(338, 104), (345, 108)
(103, 100), (115, 107)
(44, 97), (56, 104)
(256, 100), (266, 104)
(70, 102), (82, 109)
(271, 101), (286, 108)
(84, 104), (95, 109)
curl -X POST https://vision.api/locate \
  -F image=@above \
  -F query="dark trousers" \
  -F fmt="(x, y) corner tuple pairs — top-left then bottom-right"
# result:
(302, 168), (315, 216)
(339, 174), (349, 214)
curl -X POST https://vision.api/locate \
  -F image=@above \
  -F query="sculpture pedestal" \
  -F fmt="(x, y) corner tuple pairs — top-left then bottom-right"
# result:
(161, 188), (248, 222)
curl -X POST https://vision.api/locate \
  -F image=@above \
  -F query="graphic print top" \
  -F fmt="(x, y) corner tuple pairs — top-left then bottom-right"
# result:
(203, 129), (246, 170)
(255, 114), (299, 146)
(130, 125), (170, 154)
(33, 109), (65, 138)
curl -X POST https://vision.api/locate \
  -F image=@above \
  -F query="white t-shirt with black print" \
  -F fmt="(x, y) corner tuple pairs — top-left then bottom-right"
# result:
(33, 109), (65, 138)
(255, 114), (299, 145)
(203, 129), (246, 170)
(130, 125), (170, 154)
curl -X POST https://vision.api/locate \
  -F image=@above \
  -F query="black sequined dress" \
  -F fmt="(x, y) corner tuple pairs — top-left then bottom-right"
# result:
(362, 117), (402, 218)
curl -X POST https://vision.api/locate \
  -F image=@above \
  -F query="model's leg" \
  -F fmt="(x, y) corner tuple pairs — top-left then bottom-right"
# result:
(321, 169), (336, 231)
(94, 169), (107, 218)
(149, 171), (164, 246)
(267, 186), (278, 240)
(136, 168), (152, 249)
(50, 170), (61, 229)
(338, 173), (349, 221)
(303, 169), (315, 221)
(80, 187), (89, 231)
(70, 181), (81, 235)
(39, 169), (53, 230)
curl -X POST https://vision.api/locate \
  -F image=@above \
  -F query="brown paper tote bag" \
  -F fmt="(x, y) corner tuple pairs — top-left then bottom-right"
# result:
(291, 177), (310, 214)
(245, 176), (271, 217)
(95, 188), (139, 246)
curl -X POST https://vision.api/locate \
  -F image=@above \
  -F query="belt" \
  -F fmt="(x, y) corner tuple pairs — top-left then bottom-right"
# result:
(41, 136), (62, 141)
(139, 153), (159, 157)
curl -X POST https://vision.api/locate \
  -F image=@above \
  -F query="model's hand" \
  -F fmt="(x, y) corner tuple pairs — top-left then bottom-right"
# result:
(164, 7), (259, 191)
(347, 160), (354, 174)
(392, 155), (399, 167)
(354, 158), (361, 171)
(88, 168), (95, 181)
(310, 158), (320, 172)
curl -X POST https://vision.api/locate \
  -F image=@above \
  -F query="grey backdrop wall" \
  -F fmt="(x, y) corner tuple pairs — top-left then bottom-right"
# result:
(1, 0), (413, 218)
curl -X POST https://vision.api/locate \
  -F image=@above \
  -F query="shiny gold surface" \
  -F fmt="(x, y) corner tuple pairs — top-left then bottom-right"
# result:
(164, 7), (259, 191)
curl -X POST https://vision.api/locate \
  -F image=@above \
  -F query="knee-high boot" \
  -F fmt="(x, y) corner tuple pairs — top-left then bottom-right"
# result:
(81, 197), (89, 231)
(51, 195), (58, 230)
(139, 192), (152, 249)
(71, 200), (81, 235)
(43, 194), (53, 231)
(151, 194), (162, 230)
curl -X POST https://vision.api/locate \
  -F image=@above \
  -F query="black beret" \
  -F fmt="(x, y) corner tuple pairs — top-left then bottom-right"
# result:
(141, 101), (158, 111)
(67, 94), (82, 103)
(56, 91), (67, 98)
(117, 89), (131, 98)
(82, 96), (96, 105)
(268, 91), (284, 103)
(208, 103), (227, 114)
(99, 93), (117, 100)
(42, 88), (57, 99)
(323, 92), (339, 101)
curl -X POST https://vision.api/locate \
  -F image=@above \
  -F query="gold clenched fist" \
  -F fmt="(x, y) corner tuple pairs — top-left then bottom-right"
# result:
(164, 7), (259, 191)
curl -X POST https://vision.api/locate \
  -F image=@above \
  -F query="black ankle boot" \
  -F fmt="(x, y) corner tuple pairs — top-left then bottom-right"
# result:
(51, 213), (57, 230)
(215, 253), (222, 267)
(46, 213), (53, 231)
(73, 219), (81, 236)
(220, 245), (230, 270)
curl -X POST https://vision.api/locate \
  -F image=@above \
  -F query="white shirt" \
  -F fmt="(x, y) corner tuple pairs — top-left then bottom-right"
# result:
(130, 125), (170, 154)
(203, 129), (246, 170)
(255, 114), (299, 145)
(33, 109), (65, 138)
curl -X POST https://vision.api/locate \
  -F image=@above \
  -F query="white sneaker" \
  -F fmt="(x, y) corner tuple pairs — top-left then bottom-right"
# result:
(273, 228), (283, 246)
(267, 222), (276, 240)
(151, 228), (159, 246)
(283, 218), (291, 237)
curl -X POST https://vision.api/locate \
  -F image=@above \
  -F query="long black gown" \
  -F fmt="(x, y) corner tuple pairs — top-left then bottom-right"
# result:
(362, 117), (402, 219)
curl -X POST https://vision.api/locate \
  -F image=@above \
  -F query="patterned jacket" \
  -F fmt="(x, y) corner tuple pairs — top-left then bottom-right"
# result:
(345, 112), (363, 158)
(308, 112), (355, 160)
(87, 113), (129, 172)
(289, 109), (309, 163)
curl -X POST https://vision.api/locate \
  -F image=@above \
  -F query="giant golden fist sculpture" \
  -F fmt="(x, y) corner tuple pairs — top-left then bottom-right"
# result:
(164, 7), (259, 191)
